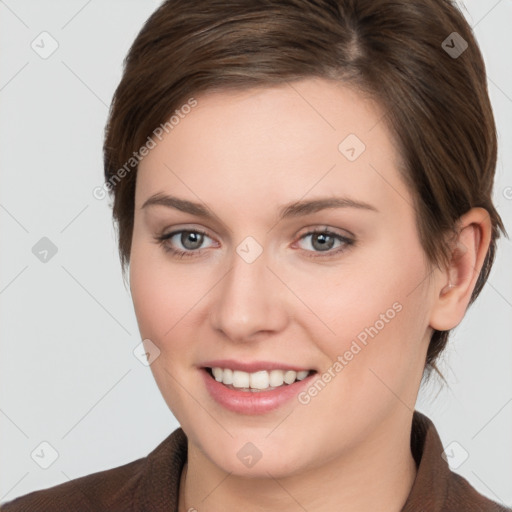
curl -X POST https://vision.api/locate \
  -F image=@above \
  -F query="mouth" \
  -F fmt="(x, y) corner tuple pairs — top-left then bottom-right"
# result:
(202, 366), (317, 392)
(199, 359), (319, 414)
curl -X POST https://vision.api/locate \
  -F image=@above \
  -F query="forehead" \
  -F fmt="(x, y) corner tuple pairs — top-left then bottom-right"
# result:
(135, 78), (410, 220)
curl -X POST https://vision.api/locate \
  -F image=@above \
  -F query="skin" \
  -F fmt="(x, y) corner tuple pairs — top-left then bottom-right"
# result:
(129, 77), (491, 512)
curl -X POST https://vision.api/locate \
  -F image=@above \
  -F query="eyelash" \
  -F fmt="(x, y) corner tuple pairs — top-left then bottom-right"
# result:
(154, 227), (355, 260)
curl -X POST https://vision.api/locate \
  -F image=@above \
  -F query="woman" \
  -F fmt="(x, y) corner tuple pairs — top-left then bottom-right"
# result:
(2, 0), (510, 510)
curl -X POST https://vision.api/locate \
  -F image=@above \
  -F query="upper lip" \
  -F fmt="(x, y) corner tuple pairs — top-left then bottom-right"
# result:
(200, 359), (315, 373)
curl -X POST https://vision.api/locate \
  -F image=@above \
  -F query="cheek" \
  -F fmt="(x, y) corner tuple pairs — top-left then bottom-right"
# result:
(128, 242), (201, 417)
(129, 237), (183, 341)
(296, 229), (431, 366)
(129, 237), (216, 358)
(291, 243), (431, 439)
(131, 264), (194, 341)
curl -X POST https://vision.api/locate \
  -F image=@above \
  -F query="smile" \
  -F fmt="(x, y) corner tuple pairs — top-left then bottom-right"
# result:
(200, 364), (318, 415)
(207, 367), (313, 391)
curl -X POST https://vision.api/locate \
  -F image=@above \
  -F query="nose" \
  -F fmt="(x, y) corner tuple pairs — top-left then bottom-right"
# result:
(209, 243), (289, 343)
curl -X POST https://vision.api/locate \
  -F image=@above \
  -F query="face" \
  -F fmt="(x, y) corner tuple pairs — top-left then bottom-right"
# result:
(130, 78), (435, 478)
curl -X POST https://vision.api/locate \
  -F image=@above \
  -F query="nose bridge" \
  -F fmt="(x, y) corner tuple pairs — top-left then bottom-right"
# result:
(210, 238), (285, 342)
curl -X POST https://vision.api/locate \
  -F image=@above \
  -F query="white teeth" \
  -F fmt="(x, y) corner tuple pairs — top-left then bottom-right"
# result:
(249, 370), (269, 390)
(283, 370), (297, 384)
(232, 370), (250, 388)
(209, 367), (312, 391)
(269, 369), (284, 387)
(223, 368), (233, 385)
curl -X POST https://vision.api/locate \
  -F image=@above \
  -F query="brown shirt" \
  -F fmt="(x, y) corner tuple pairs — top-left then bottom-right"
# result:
(1, 411), (510, 511)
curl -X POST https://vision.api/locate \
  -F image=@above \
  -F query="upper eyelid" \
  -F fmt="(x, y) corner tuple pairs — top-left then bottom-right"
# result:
(160, 225), (351, 239)
(160, 223), (353, 238)
(298, 226), (353, 238)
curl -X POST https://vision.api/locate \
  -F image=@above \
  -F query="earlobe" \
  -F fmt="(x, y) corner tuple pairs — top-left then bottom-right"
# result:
(429, 208), (491, 331)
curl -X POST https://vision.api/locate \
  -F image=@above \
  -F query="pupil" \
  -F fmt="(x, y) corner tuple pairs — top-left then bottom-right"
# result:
(313, 233), (334, 251)
(183, 231), (203, 250)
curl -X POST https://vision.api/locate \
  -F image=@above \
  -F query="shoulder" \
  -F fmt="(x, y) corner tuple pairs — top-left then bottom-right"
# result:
(445, 471), (511, 512)
(0, 427), (188, 512)
(404, 411), (511, 512)
(0, 457), (146, 512)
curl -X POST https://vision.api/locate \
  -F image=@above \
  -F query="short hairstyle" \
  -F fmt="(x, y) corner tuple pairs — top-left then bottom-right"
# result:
(103, 0), (507, 376)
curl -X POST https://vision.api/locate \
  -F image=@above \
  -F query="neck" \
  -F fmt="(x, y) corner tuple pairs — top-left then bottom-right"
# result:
(178, 412), (417, 512)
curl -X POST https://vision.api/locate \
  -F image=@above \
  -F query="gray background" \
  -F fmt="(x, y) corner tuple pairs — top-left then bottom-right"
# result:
(1, 0), (511, 507)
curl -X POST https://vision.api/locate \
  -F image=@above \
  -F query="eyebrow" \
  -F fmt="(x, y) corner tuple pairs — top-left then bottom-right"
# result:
(141, 193), (379, 220)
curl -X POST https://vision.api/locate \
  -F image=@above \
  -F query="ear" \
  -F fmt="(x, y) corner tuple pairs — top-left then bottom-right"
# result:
(429, 207), (492, 331)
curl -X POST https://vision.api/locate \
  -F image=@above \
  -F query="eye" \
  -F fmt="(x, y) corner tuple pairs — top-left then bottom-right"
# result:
(154, 226), (355, 260)
(296, 228), (354, 258)
(154, 228), (216, 258)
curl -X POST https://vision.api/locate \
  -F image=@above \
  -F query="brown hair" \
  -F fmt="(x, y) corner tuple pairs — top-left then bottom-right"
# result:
(103, 0), (507, 376)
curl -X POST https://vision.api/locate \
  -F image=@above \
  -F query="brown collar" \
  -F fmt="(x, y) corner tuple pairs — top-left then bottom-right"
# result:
(136, 411), (510, 511)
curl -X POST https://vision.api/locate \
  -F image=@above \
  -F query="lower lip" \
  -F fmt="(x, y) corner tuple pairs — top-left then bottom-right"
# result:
(200, 368), (316, 415)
